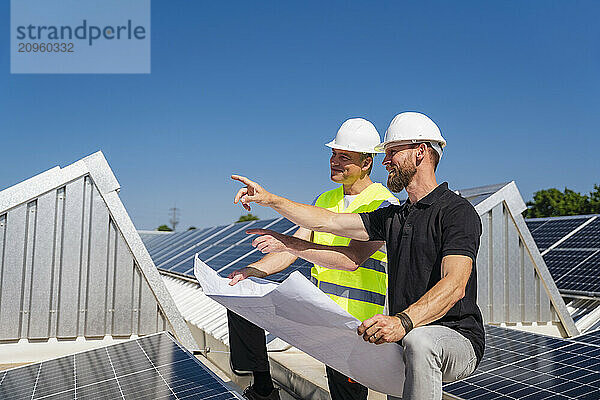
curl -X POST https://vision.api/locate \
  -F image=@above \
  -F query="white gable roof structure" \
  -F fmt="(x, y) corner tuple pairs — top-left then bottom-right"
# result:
(458, 182), (578, 337)
(0, 152), (195, 350)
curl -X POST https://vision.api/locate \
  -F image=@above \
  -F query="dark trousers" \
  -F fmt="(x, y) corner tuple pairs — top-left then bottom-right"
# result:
(326, 366), (368, 400)
(227, 309), (270, 372)
(227, 310), (368, 400)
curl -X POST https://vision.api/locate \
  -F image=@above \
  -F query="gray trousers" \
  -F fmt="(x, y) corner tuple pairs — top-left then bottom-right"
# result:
(388, 325), (478, 400)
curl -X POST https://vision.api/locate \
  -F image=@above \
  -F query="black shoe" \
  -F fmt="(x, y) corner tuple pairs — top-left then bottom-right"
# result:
(242, 385), (281, 400)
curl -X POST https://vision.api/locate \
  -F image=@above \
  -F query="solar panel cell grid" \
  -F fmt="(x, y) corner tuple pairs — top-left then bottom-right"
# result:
(206, 220), (271, 250)
(152, 226), (225, 266)
(147, 228), (200, 259)
(443, 326), (600, 400)
(555, 251), (600, 294)
(559, 219), (600, 249)
(261, 218), (296, 233)
(33, 357), (75, 399)
(526, 215), (600, 296)
(525, 220), (547, 233)
(529, 217), (591, 251)
(146, 218), (309, 282)
(573, 329), (600, 347)
(0, 333), (240, 400)
(208, 220), (298, 269)
(542, 249), (597, 283)
(158, 225), (239, 271)
(208, 244), (255, 267)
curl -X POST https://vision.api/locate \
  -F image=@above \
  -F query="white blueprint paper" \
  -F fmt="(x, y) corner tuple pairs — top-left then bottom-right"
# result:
(194, 255), (405, 396)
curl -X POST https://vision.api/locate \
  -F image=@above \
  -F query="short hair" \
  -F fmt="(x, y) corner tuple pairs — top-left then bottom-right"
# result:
(360, 153), (375, 175)
(425, 143), (440, 171)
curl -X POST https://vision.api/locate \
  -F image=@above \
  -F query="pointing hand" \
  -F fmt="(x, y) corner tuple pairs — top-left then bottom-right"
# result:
(247, 228), (291, 254)
(231, 175), (272, 211)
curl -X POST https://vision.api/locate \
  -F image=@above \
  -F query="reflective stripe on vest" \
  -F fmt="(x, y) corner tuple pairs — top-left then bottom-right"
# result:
(311, 183), (397, 321)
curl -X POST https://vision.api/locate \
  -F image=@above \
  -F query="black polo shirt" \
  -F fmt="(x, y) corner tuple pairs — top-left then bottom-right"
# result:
(359, 182), (485, 364)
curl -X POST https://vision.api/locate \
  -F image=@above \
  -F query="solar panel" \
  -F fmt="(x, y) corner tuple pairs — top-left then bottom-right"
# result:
(443, 325), (600, 400)
(572, 329), (600, 347)
(147, 229), (199, 258)
(197, 219), (274, 261)
(267, 259), (313, 282)
(152, 226), (224, 266)
(528, 217), (591, 251)
(555, 251), (600, 295)
(139, 232), (170, 247)
(160, 225), (240, 272)
(525, 219), (547, 233)
(542, 249), (597, 282)
(528, 216), (600, 296)
(0, 332), (241, 399)
(143, 218), (308, 282)
(560, 219), (600, 249)
(160, 227), (219, 252)
(206, 219), (298, 271)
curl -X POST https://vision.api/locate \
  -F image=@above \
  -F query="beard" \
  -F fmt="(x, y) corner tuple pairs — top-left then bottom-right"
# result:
(387, 159), (417, 193)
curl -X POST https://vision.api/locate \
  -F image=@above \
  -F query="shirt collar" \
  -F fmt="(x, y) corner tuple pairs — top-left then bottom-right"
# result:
(410, 182), (449, 207)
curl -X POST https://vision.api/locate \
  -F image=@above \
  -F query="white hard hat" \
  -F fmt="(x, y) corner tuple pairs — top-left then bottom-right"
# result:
(325, 118), (383, 154)
(376, 112), (446, 157)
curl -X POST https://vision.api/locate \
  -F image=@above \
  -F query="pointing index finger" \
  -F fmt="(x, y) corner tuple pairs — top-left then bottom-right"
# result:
(246, 229), (269, 235)
(231, 175), (254, 186)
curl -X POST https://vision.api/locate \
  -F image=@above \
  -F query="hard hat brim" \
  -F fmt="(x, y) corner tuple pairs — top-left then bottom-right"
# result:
(325, 141), (384, 154)
(375, 140), (445, 158)
(374, 140), (412, 152)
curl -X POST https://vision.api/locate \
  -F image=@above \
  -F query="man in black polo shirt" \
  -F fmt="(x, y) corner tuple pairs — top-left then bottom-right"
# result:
(232, 112), (484, 400)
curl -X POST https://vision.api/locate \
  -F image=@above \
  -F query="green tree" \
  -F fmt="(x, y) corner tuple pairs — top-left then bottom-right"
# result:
(590, 184), (600, 214)
(236, 213), (260, 223)
(525, 187), (591, 218)
(157, 224), (173, 231)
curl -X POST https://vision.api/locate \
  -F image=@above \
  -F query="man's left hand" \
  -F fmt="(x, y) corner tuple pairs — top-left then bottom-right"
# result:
(357, 314), (406, 345)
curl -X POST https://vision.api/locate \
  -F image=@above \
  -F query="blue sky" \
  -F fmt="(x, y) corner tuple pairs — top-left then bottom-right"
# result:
(1, 1), (599, 230)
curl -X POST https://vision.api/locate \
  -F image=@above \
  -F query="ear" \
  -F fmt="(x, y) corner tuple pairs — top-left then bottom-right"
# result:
(415, 143), (427, 162)
(362, 155), (373, 171)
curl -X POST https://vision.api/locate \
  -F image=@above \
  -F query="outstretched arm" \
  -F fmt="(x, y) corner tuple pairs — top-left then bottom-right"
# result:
(232, 175), (370, 241)
(246, 228), (384, 271)
(228, 227), (311, 285)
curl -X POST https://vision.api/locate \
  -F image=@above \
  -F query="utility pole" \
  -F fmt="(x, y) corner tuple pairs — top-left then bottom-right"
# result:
(169, 206), (180, 231)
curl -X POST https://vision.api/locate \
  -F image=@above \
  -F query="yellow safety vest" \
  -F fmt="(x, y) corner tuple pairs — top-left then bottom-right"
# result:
(311, 183), (397, 322)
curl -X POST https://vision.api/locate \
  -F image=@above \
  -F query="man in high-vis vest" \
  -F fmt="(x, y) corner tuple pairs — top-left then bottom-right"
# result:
(227, 118), (399, 400)
(232, 112), (485, 400)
